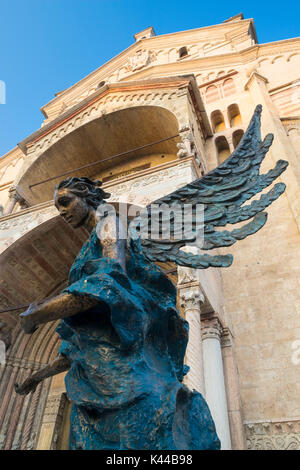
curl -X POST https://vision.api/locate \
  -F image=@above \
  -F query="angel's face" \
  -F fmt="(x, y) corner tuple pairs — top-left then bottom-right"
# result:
(54, 187), (89, 228)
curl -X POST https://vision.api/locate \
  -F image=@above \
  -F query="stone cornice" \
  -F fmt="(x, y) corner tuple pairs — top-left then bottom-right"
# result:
(269, 81), (300, 94)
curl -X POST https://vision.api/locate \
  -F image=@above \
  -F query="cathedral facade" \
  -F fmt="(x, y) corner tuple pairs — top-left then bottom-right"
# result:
(0, 13), (300, 450)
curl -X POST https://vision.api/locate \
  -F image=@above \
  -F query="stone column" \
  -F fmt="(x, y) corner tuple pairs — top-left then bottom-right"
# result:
(226, 134), (235, 153)
(221, 328), (247, 449)
(202, 315), (232, 450)
(178, 285), (205, 396)
(4, 186), (28, 215)
(4, 186), (20, 215)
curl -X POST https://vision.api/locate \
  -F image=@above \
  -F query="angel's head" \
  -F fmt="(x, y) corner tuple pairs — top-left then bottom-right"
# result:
(54, 177), (111, 228)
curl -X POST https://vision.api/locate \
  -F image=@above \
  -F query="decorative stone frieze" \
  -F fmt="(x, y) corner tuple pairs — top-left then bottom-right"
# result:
(106, 158), (198, 206)
(245, 420), (300, 450)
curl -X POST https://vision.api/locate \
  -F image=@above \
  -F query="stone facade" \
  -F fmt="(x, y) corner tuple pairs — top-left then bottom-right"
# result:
(0, 13), (300, 449)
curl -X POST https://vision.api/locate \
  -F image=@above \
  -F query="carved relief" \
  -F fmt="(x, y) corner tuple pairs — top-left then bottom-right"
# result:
(107, 160), (197, 205)
(128, 49), (151, 71)
(177, 128), (197, 159)
(245, 421), (300, 450)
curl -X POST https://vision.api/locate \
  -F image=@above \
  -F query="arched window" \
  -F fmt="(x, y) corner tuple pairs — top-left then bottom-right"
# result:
(232, 129), (244, 149)
(178, 46), (188, 58)
(205, 85), (219, 103)
(215, 136), (230, 163)
(211, 110), (226, 133)
(223, 78), (236, 97)
(228, 104), (242, 127)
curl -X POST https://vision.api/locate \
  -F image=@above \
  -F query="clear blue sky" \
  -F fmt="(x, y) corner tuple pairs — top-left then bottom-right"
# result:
(0, 0), (299, 157)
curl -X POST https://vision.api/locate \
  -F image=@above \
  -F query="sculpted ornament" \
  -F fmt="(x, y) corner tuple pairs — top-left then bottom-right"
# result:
(127, 49), (156, 72)
(15, 105), (288, 450)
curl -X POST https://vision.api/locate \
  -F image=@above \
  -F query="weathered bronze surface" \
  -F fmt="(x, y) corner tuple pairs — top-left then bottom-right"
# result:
(15, 105), (288, 450)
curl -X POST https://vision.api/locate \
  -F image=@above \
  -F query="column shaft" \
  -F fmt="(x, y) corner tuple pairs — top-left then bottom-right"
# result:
(202, 317), (232, 450)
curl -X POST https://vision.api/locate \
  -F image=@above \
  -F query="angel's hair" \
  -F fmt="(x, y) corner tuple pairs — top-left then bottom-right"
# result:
(55, 177), (111, 209)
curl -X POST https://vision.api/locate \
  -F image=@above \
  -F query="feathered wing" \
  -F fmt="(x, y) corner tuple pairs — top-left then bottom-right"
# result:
(130, 105), (288, 269)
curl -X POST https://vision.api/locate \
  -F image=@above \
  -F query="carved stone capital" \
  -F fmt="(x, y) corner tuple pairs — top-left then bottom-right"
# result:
(179, 286), (204, 312)
(5, 186), (28, 215)
(201, 314), (223, 340)
(8, 186), (22, 202)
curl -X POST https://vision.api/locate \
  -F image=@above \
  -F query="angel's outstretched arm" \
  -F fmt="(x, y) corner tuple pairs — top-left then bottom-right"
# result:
(20, 214), (127, 335)
(15, 354), (71, 395)
(19, 293), (99, 334)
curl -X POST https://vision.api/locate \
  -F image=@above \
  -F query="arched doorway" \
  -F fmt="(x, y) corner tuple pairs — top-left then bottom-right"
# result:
(0, 216), (88, 449)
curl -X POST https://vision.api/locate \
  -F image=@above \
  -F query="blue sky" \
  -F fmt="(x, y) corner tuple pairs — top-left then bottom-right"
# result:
(0, 0), (299, 157)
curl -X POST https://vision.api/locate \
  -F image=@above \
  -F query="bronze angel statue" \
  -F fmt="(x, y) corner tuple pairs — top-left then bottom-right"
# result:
(15, 105), (288, 450)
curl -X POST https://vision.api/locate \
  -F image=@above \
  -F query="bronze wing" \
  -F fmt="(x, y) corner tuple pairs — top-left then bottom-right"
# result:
(130, 105), (288, 269)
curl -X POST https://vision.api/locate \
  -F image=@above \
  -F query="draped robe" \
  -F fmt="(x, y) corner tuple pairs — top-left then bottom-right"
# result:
(56, 228), (220, 450)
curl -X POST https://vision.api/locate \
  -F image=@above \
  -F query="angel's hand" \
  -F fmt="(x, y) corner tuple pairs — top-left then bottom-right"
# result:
(19, 303), (39, 334)
(15, 377), (38, 395)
